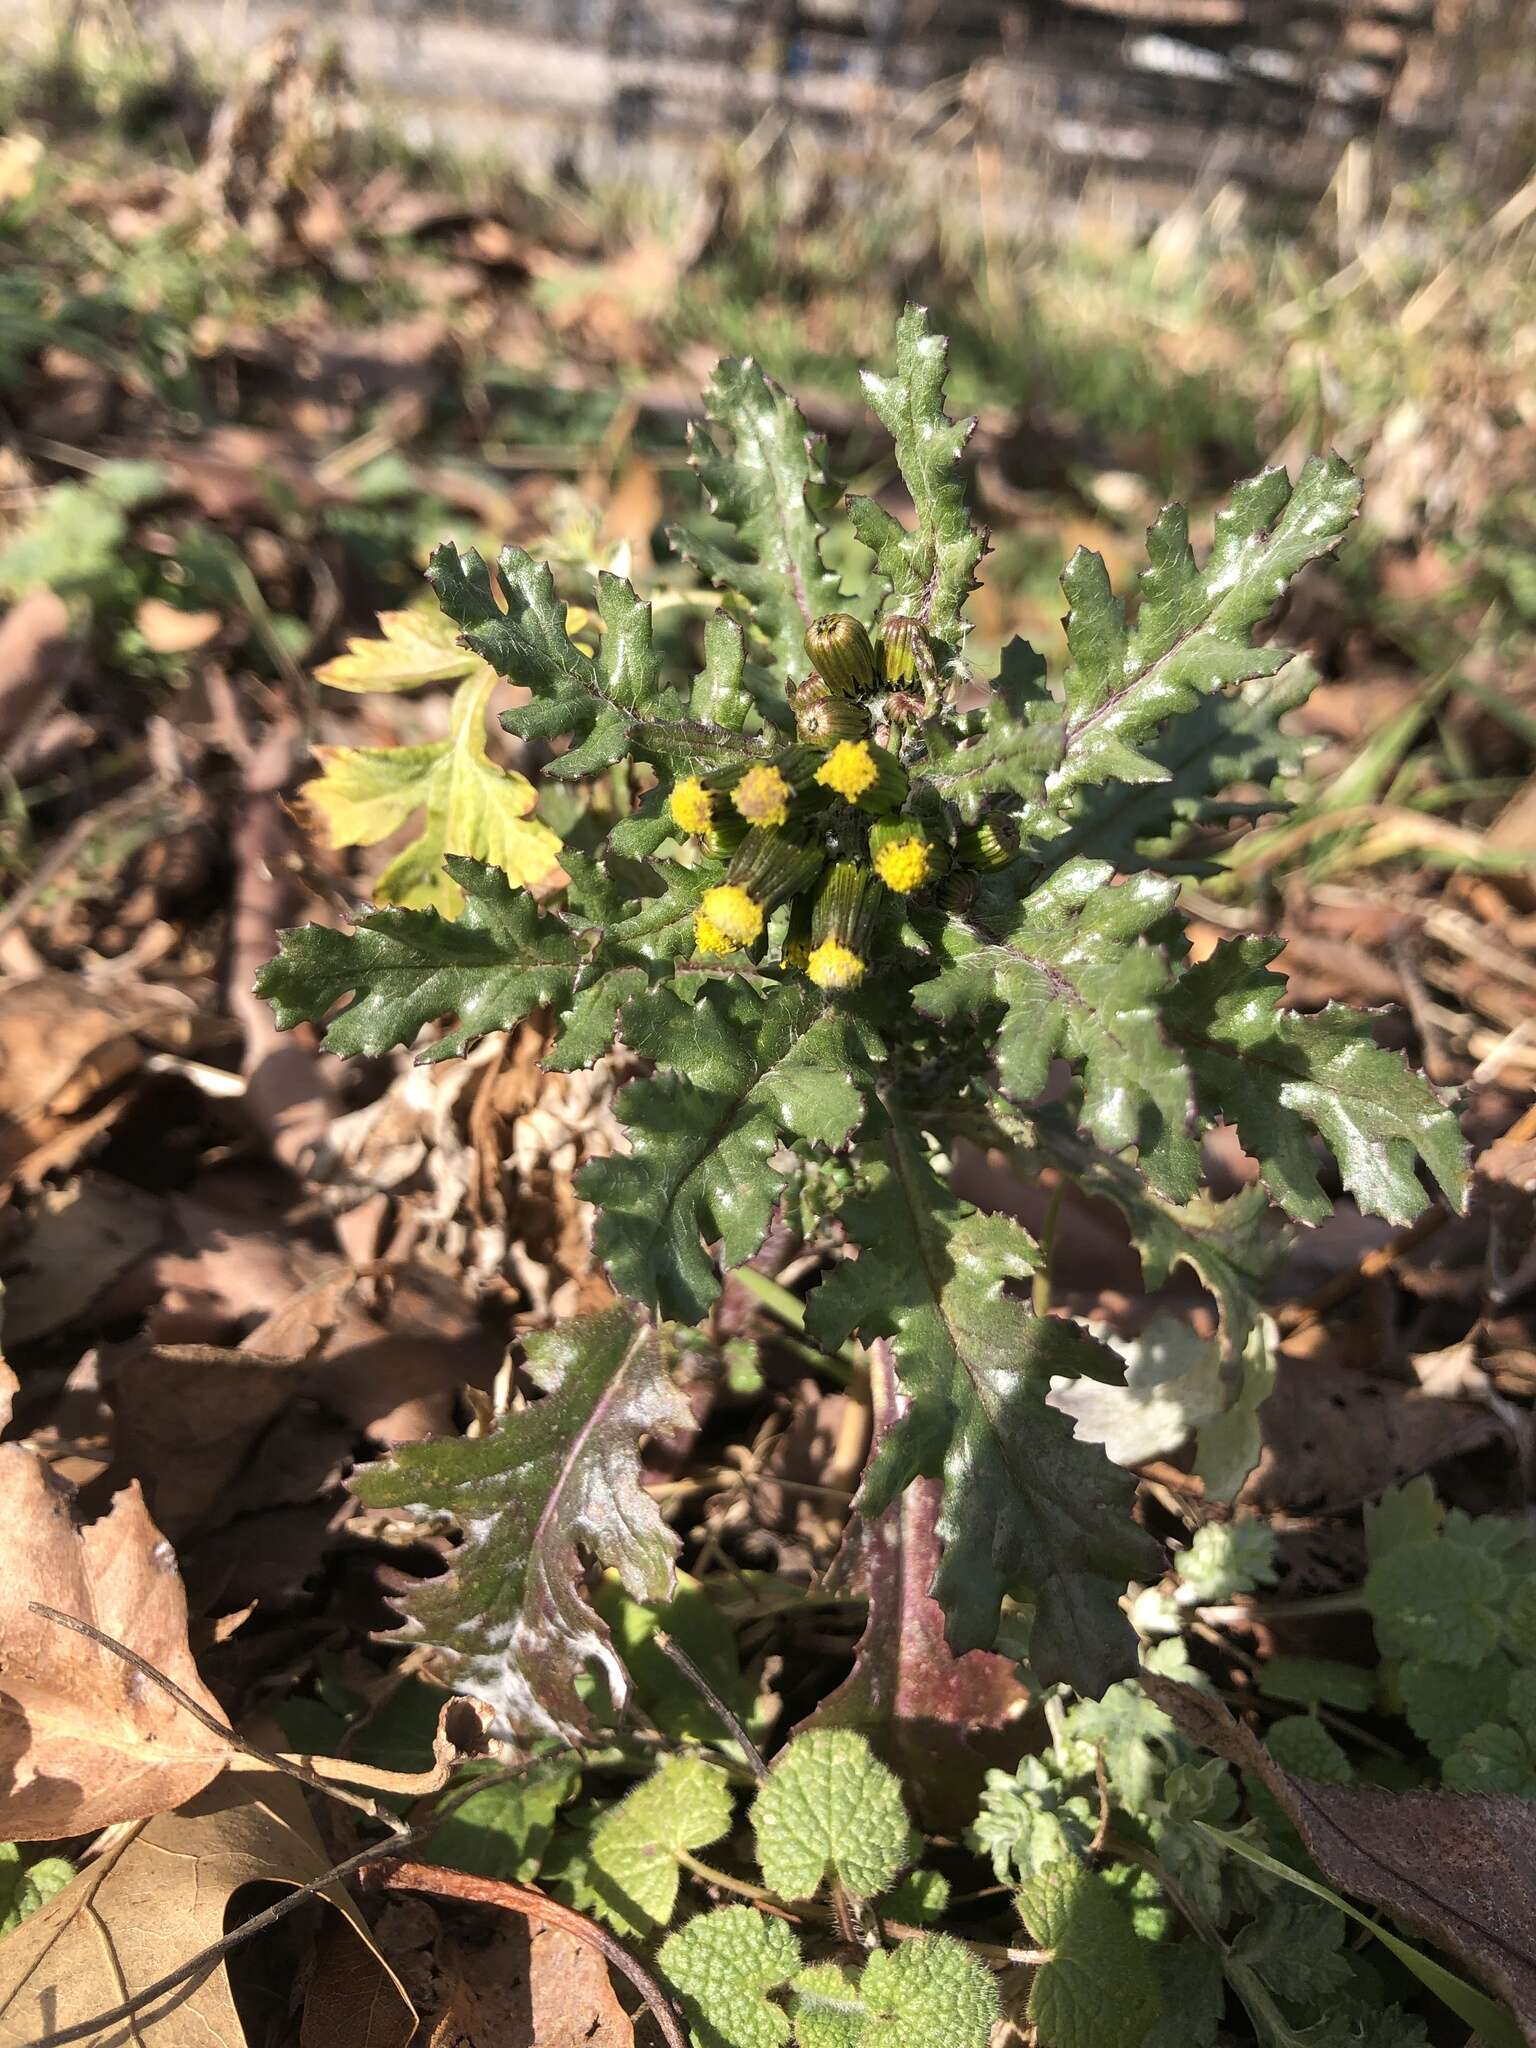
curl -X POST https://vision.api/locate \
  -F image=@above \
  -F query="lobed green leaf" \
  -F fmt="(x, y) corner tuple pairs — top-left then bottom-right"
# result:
(807, 1115), (1159, 1692)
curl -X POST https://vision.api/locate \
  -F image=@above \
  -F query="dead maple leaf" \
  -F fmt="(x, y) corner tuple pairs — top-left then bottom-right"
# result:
(0, 1449), (232, 1836)
(0, 1766), (415, 2047)
(1145, 1674), (1536, 2044)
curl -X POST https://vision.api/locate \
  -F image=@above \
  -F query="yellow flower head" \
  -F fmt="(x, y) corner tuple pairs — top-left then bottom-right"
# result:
(693, 912), (736, 956)
(807, 939), (865, 990)
(700, 883), (764, 946)
(873, 832), (933, 894)
(670, 777), (715, 836)
(732, 762), (794, 827)
(782, 935), (812, 972)
(816, 740), (879, 804)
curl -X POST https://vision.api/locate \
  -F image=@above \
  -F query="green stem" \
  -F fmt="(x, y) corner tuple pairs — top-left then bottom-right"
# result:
(676, 1849), (779, 1905)
(728, 1265), (864, 1384)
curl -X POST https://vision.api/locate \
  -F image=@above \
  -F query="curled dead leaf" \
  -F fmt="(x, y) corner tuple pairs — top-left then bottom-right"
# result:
(0, 1451), (231, 1837)
(1144, 1673), (1536, 2044)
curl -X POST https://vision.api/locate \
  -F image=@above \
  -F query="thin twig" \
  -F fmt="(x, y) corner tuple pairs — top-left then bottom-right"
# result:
(653, 1628), (769, 1780)
(1088, 1745), (1112, 1857)
(1284, 1206), (1449, 1331)
(28, 1605), (408, 1836)
(364, 1860), (688, 2048)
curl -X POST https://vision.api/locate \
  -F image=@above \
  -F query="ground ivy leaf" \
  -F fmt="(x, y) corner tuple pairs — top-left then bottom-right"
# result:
(750, 1730), (910, 1902)
(1021, 1860), (1162, 2048)
(659, 1905), (802, 2048)
(581, 981), (878, 1322)
(0, 1846), (75, 1937)
(791, 1963), (866, 2048)
(1013, 456), (1360, 846)
(847, 304), (986, 667)
(588, 1755), (734, 1938)
(921, 860), (1198, 1199)
(1178, 1520), (1280, 1603)
(1399, 1656), (1511, 1760)
(256, 855), (584, 1061)
(1164, 936), (1468, 1226)
(1263, 1716), (1355, 1787)
(424, 1756), (580, 1883)
(681, 356), (844, 678)
(853, 1934), (1002, 2048)
(806, 1115), (1159, 1692)
(1230, 1892), (1354, 2005)
(352, 1302), (689, 1739)
(301, 666), (562, 916)
(1363, 1536), (1505, 1668)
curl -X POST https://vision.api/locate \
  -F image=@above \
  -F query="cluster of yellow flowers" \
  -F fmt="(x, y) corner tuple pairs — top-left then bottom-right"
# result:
(665, 613), (976, 992)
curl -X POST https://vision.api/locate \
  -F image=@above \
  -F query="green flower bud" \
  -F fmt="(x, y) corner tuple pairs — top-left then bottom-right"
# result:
(939, 870), (979, 914)
(728, 825), (824, 905)
(804, 613), (878, 697)
(878, 613), (926, 687)
(955, 812), (1021, 872)
(705, 813), (751, 859)
(788, 674), (871, 746)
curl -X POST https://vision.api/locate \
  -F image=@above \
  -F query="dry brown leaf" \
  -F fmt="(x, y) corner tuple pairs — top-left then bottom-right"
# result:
(135, 597), (224, 654)
(0, 974), (142, 1182)
(0, 1173), (164, 1347)
(0, 589), (75, 761)
(1145, 1676), (1536, 2043)
(0, 1767), (415, 2047)
(1239, 1352), (1501, 1513)
(437, 1918), (635, 2048)
(0, 1454), (231, 1836)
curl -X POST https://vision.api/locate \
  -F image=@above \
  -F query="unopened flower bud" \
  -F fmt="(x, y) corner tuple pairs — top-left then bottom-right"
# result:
(955, 812), (1020, 872)
(813, 738), (908, 814)
(788, 674), (871, 746)
(878, 614), (926, 688)
(940, 871), (978, 914)
(698, 826), (824, 948)
(804, 613), (878, 697)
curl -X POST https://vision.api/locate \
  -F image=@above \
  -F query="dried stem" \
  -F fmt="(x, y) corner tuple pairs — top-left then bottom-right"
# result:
(653, 1627), (768, 1780)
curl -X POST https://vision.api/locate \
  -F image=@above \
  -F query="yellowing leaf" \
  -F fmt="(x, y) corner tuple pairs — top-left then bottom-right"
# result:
(301, 668), (562, 917)
(314, 605), (484, 693)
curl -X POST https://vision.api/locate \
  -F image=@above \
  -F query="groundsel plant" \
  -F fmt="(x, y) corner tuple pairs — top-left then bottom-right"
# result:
(258, 308), (1466, 1739)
